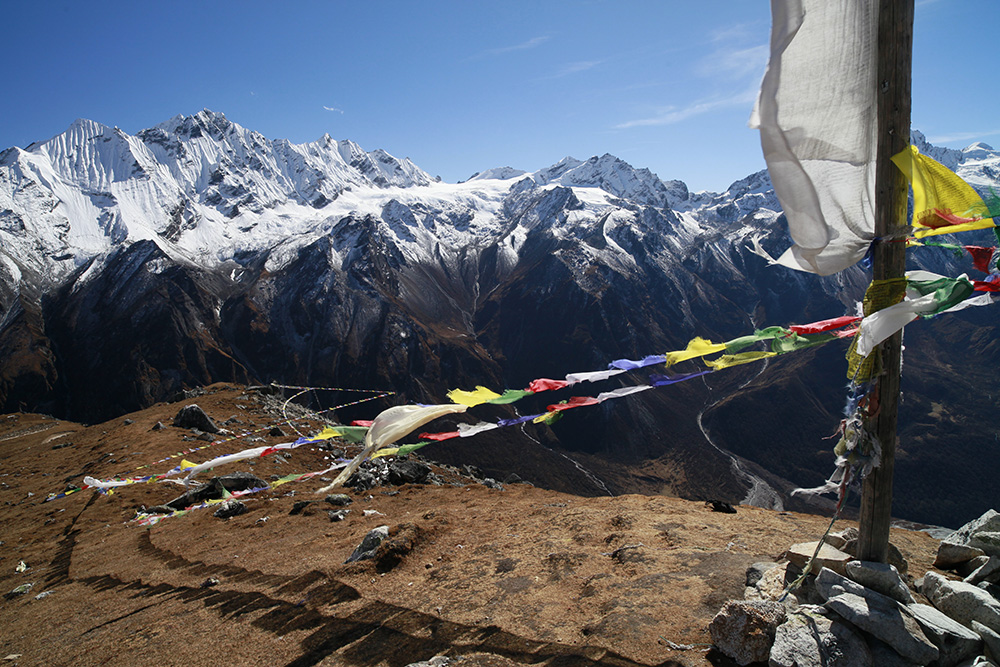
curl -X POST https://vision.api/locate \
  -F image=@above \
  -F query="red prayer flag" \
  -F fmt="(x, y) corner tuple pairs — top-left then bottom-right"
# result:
(973, 280), (1000, 293)
(526, 378), (569, 393)
(964, 246), (995, 274)
(417, 430), (461, 441)
(351, 420), (374, 427)
(546, 396), (600, 412)
(789, 315), (861, 335)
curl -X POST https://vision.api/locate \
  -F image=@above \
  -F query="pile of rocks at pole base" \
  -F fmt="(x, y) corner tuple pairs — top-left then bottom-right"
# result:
(709, 510), (1000, 666)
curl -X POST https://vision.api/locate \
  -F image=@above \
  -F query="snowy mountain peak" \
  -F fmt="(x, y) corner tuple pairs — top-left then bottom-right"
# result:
(532, 153), (675, 207)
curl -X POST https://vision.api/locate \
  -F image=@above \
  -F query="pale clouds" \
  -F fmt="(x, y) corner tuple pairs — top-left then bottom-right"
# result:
(323, 106), (345, 114)
(483, 35), (550, 56)
(615, 85), (759, 129)
(542, 60), (602, 80)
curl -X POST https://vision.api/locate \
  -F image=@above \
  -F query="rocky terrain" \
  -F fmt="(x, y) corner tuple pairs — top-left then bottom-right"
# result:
(0, 384), (951, 667)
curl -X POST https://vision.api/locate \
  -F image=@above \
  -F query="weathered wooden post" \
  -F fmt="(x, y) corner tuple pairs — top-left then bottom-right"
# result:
(856, 0), (914, 563)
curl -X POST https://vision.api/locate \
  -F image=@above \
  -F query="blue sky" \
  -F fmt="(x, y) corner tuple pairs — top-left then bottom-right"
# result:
(2, 0), (997, 193)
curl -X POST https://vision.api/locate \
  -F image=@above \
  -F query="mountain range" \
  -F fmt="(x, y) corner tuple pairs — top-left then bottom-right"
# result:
(2, 109), (999, 528)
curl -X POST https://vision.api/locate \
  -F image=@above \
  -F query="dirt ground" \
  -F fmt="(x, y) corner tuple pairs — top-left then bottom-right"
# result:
(0, 385), (941, 667)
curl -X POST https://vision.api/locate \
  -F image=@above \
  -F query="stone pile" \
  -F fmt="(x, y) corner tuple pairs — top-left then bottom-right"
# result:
(710, 510), (1000, 666)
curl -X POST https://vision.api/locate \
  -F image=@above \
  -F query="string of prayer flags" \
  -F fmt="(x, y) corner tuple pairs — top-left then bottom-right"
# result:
(487, 389), (534, 404)
(846, 278), (908, 381)
(853, 272), (974, 358)
(650, 370), (713, 386)
(891, 145), (995, 238)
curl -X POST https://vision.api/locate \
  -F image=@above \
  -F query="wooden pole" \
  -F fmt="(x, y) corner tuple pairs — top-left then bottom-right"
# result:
(857, 0), (913, 563)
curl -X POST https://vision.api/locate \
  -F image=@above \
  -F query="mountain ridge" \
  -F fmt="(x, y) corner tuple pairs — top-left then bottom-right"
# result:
(2, 110), (1000, 528)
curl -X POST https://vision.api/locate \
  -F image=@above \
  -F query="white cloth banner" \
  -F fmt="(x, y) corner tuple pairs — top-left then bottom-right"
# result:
(317, 403), (468, 492)
(750, 0), (879, 275)
(565, 369), (627, 385)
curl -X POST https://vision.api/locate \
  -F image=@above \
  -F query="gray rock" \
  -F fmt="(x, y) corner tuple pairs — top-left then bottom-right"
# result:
(922, 571), (1000, 634)
(172, 404), (220, 433)
(907, 602), (983, 667)
(845, 560), (914, 604)
(786, 541), (853, 575)
(213, 500), (247, 519)
(769, 605), (872, 667)
(824, 592), (938, 664)
(938, 541), (989, 570)
(967, 556), (1000, 586)
(387, 460), (431, 485)
(815, 567), (867, 601)
(709, 599), (786, 666)
(956, 657), (999, 667)
(842, 538), (909, 575)
(403, 657), (451, 667)
(165, 472), (268, 511)
(151, 421), (167, 431)
(345, 525), (389, 563)
(825, 527), (860, 551)
(328, 509), (350, 522)
(961, 556), (993, 578)
(324, 494), (353, 507)
(973, 620), (1000, 663)
(948, 511), (1000, 558)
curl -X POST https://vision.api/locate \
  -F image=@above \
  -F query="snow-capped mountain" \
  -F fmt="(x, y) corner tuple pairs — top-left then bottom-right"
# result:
(2, 110), (999, 528)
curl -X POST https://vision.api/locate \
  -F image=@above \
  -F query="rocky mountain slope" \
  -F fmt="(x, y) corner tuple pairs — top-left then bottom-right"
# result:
(2, 111), (999, 528)
(0, 386), (942, 667)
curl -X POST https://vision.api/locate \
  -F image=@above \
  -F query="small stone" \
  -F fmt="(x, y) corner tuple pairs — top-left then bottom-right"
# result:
(324, 494), (353, 507)
(387, 460), (431, 485)
(709, 599), (786, 666)
(289, 500), (315, 515)
(151, 421), (167, 431)
(746, 562), (779, 588)
(201, 577), (220, 588)
(33, 590), (53, 600)
(123, 418), (134, 425)
(268, 426), (285, 437)
(786, 541), (853, 575)
(212, 500), (247, 519)
(345, 525), (389, 563)
(6, 583), (33, 598)
(328, 509), (350, 522)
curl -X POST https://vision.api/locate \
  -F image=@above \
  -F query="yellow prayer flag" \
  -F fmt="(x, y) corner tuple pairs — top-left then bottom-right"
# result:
(892, 145), (994, 238)
(703, 351), (777, 370)
(371, 447), (400, 460)
(180, 459), (197, 469)
(447, 386), (502, 407)
(314, 426), (342, 440)
(664, 337), (727, 367)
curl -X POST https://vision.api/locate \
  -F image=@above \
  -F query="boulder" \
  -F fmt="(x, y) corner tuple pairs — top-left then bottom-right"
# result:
(864, 636), (924, 667)
(922, 571), (1000, 634)
(947, 511), (1000, 558)
(746, 561), (779, 588)
(708, 599), (786, 666)
(907, 602), (983, 667)
(844, 560), (914, 604)
(824, 591), (938, 665)
(769, 605), (872, 667)
(841, 538), (909, 575)
(786, 541), (853, 575)
(324, 494), (353, 507)
(937, 541), (989, 570)
(815, 567), (866, 601)
(172, 404), (220, 433)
